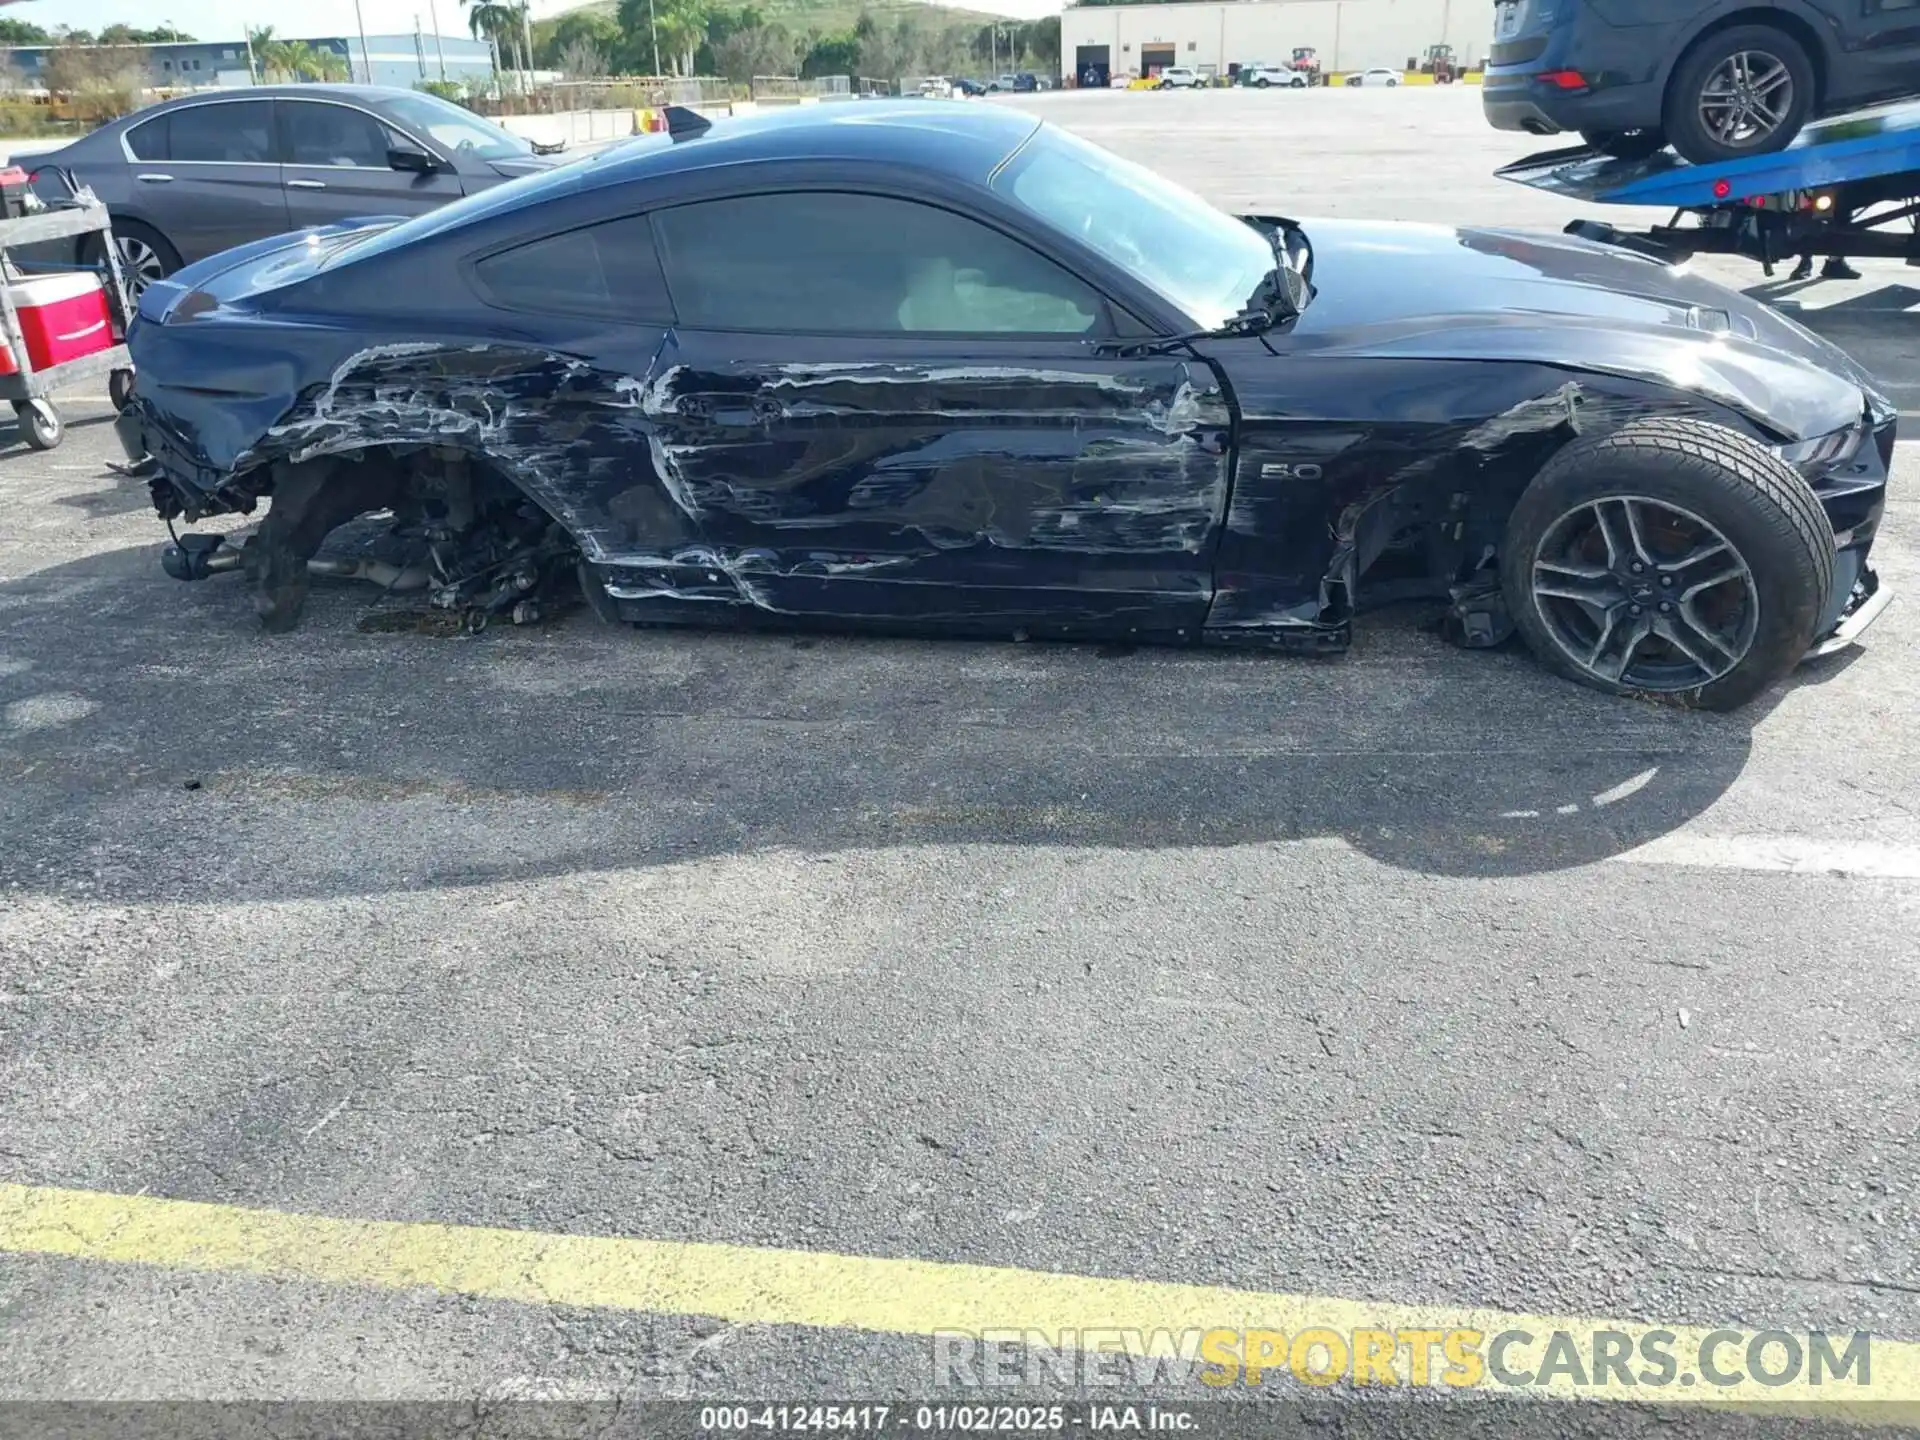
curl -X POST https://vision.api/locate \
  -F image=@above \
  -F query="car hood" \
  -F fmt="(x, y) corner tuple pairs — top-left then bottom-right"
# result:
(1284, 218), (1889, 441)
(487, 154), (563, 180)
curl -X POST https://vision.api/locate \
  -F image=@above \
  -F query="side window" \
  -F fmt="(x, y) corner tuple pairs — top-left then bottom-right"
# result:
(125, 115), (169, 162)
(473, 214), (673, 322)
(651, 192), (1106, 335)
(166, 101), (275, 163)
(284, 102), (393, 168)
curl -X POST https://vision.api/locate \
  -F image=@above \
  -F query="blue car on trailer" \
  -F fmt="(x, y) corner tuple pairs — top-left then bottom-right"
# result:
(1500, 97), (1920, 276)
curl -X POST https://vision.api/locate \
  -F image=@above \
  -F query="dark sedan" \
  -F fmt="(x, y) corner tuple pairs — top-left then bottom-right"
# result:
(30, 84), (559, 295)
(116, 102), (1893, 710)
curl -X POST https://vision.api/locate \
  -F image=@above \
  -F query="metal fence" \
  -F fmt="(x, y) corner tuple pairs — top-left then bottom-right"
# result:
(746, 74), (862, 101)
(471, 75), (741, 117)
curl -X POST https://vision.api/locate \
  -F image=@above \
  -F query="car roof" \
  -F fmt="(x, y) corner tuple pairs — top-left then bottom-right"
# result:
(320, 99), (1049, 262)
(532, 99), (1041, 194)
(97, 84), (439, 129)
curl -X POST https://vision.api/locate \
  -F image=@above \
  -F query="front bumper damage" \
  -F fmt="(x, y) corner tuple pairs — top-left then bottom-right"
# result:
(1800, 408), (1898, 661)
(1809, 571), (1893, 659)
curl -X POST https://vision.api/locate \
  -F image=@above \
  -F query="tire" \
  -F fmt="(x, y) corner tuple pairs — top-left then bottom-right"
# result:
(1387, 78), (1398, 86)
(110, 367), (136, 412)
(80, 219), (181, 302)
(1663, 24), (1815, 164)
(1499, 417), (1834, 711)
(1291, 77), (1305, 88)
(14, 399), (61, 451)
(1256, 78), (1271, 88)
(1580, 127), (1667, 160)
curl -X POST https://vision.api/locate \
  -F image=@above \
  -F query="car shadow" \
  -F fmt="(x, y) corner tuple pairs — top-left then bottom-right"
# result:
(1741, 275), (1920, 411)
(0, 407), (118, 462)
(48, 470), (158, 519)
(0, 541), (1779, 904)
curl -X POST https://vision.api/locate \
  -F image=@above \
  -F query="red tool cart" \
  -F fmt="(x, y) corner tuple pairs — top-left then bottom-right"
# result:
(0, 184), (136, 453)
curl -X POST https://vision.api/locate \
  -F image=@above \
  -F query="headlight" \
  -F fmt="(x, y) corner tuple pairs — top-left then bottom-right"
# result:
(1775, 423), (1864, 473)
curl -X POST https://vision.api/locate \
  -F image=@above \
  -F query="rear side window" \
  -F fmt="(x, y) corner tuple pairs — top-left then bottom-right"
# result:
(473, 214), (673, 322)
(651, 191), (1105, 335)
(124, 114), (168, 161)
(163, 101), (276, 163)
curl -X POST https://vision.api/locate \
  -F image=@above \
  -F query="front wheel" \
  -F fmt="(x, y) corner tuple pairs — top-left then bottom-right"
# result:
(1500, 418), (1835, 711)
(1256, 78), (1271, 88)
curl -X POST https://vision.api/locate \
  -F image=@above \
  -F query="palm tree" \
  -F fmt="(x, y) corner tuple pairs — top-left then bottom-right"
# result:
(467, 4), (517, 57)
(308, 45), (350, 81)
(259, 37), (301, 79)
(245, 24), (274, 81)
(262, 39), (343, 81)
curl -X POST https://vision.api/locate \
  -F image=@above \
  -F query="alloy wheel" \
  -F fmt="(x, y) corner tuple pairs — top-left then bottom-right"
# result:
(116, 235), (168, 297)
(1698, 50), (1793, 148)
(1529, 495), (1760, 691)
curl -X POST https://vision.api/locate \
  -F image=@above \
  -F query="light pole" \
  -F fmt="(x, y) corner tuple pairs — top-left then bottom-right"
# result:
(428, 0), (447, 81)
(649, 0), (661, 77)
(352, 0), (372, 84)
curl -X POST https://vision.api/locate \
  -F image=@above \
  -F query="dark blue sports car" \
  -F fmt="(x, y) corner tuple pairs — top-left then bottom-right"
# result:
(116, 100), (1893, 710)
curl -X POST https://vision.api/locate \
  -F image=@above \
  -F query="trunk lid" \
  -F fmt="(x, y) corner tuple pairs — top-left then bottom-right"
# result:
(136, 217), (403, 326)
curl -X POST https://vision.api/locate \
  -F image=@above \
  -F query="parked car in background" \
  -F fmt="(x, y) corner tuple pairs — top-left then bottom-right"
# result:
(1242, 63), (1307, 88)
(1156, 66), (1205, 89)
(1346, 67), (1402, 87)
(27, 84), (559, 298)
(953, 77), (987, 97)
(918, 76), (954, 98)
(1482, 0), (1920, 164)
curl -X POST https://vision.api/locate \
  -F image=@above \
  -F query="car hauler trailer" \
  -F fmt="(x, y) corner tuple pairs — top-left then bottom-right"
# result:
(1499, 98), (1920, 277)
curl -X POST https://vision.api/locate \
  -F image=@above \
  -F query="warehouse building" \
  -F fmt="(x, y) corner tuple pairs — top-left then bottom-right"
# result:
(1062, 0), (1490, 85)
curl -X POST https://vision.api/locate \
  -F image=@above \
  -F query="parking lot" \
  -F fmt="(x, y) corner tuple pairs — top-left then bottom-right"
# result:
(0, 85), (1917, 1427)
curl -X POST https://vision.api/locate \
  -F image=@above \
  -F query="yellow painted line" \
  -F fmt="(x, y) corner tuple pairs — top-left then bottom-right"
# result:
(0, 1180), (1915, 1412)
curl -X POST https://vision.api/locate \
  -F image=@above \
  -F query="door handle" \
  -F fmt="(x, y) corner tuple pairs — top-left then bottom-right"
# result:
(287, 179), (327, 189)
(135, 173), (173, 183)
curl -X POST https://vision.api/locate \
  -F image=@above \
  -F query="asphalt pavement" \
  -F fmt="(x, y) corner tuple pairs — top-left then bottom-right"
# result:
(0, 87), (1916, 1433)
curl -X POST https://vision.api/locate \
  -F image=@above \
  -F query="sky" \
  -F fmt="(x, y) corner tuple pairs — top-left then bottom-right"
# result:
(43, 0), (1061, 45)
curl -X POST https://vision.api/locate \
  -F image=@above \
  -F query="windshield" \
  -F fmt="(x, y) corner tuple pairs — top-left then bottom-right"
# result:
(992, 123), (1277, 329)
(382, 91), (532, 161)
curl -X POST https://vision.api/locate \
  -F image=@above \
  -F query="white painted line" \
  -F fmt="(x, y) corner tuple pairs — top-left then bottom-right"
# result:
(1611, 834), (1920, 879)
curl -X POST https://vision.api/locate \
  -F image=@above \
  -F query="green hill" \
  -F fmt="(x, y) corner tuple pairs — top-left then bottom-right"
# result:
(551, 0), (1017, 36)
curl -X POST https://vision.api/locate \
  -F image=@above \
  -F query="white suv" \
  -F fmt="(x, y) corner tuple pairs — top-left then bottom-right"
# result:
(1156, 66), (1205, 89)
(1243, 63), (1306, 88)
